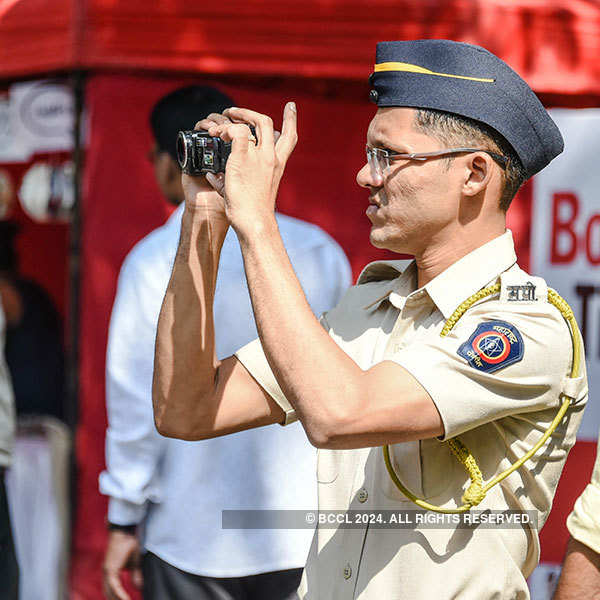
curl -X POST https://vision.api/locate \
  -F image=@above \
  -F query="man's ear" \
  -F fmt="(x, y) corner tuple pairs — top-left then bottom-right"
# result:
(462, 152), (494, 197)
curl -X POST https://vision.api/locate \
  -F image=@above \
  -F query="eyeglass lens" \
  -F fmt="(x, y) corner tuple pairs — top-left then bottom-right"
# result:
(366, 146), (388, 179)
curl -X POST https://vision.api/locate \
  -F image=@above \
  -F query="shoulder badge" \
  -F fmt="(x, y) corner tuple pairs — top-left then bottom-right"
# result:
(457, 320), (524, 373)
(500, 273), (547, 303)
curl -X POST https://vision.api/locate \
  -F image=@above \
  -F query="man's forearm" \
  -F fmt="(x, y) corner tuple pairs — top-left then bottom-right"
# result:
(152, 204), (228, 439)
(554, 537), (600, 600)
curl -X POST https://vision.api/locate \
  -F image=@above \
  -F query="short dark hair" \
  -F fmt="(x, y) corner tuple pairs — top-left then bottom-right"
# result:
(413, 108), (527, 211)
(150, 86), (234, 163)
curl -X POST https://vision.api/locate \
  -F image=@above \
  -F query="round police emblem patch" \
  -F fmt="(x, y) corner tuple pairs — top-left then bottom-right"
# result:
(457, 320), (524, 373)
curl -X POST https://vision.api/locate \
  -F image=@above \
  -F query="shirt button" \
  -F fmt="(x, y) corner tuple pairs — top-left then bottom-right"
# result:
(343, 564), (352, 579)
(357, 488), (368, 503)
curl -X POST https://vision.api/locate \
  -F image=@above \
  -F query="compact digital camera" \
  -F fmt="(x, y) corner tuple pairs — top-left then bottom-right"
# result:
(176, 126), (256, 175)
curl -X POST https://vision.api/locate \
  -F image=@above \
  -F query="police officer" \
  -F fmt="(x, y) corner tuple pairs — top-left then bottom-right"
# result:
(152, 40), (587, 599)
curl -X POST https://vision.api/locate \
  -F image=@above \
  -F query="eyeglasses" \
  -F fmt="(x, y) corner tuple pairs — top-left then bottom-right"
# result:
(365, 145), (509, 180)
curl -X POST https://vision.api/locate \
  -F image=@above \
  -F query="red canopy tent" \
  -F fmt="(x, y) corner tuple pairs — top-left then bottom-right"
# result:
(1, 1), (599, 598)
(1, 0), (600, 92)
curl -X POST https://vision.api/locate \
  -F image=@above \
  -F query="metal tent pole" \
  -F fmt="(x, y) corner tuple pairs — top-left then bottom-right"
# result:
(66, 70), (85, 431)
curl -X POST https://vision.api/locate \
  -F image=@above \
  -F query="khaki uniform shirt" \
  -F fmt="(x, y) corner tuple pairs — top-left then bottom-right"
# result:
(235, 231), (587, 599)
(566, 436), (600, 554)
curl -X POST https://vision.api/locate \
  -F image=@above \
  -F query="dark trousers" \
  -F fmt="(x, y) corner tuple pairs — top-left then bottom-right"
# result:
(0, 468), (19, 600)
(142, 551), (302, 600)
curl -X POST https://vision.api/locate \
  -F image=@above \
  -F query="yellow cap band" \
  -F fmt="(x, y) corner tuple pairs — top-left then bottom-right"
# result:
(374, 62), (495, 83)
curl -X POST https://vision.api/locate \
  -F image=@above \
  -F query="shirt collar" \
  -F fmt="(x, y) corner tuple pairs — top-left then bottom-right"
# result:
(423, 229), (517, 319)
(169, 201), (185, 223)
(360, 230), (517, 317)
(360, 260), (414, 310)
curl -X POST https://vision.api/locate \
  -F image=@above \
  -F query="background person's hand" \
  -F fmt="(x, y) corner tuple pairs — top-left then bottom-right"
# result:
(102, 530), (143, 600)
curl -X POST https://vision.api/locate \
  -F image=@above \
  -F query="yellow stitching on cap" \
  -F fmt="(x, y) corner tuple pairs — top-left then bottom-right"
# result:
(374, 62), (495, 83)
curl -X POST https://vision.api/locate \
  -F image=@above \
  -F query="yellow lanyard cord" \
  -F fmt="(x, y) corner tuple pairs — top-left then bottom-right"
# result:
(382, 284), (583, 514)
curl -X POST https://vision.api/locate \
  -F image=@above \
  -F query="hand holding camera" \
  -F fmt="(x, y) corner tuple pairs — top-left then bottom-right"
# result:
(178, 112), (233, 218)
(177, 125), (257, 175)
(180, 103), (297, 235)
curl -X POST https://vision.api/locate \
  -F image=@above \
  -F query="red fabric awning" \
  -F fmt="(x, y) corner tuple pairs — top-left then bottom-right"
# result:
(1, 0), (599, 94)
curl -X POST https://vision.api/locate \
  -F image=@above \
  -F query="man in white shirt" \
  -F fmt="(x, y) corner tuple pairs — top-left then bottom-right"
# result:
(99, 86), (351, 600)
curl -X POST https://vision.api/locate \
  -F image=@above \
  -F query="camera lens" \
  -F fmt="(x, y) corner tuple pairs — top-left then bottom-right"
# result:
(176, 132), (190, 171)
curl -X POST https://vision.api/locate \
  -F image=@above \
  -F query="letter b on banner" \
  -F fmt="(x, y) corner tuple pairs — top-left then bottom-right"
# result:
(551, 192), (600, 265)
(551, 192), (578, 263)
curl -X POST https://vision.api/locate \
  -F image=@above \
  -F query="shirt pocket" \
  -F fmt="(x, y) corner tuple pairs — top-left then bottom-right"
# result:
(378, 439), (457, 502)
(378, 441), (424, 501)
(419, 438), (461, 500)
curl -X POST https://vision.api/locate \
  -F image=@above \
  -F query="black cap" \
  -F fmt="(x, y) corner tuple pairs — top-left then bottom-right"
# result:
(369, 40), (564, 179)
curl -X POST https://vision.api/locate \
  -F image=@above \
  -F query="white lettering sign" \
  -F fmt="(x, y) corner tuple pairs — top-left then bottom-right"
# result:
(531, 109), (600, 439)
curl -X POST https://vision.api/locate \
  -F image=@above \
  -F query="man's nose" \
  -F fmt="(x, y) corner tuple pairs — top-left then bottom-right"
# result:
(356, 162), (382, 188)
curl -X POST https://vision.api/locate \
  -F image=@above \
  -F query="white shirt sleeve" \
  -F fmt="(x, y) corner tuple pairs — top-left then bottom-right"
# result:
(290, 236), (353, 318)
(98, 255), (168, 525)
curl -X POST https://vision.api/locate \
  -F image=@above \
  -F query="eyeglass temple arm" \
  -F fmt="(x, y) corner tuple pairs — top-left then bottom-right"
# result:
(402, 148), (508, 167)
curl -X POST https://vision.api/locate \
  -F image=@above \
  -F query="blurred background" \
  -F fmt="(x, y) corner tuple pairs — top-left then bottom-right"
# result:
(0, 1), (598, 598)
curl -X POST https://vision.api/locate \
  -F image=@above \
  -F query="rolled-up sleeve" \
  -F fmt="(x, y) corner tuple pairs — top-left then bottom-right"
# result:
(235, 338), (297, 426)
